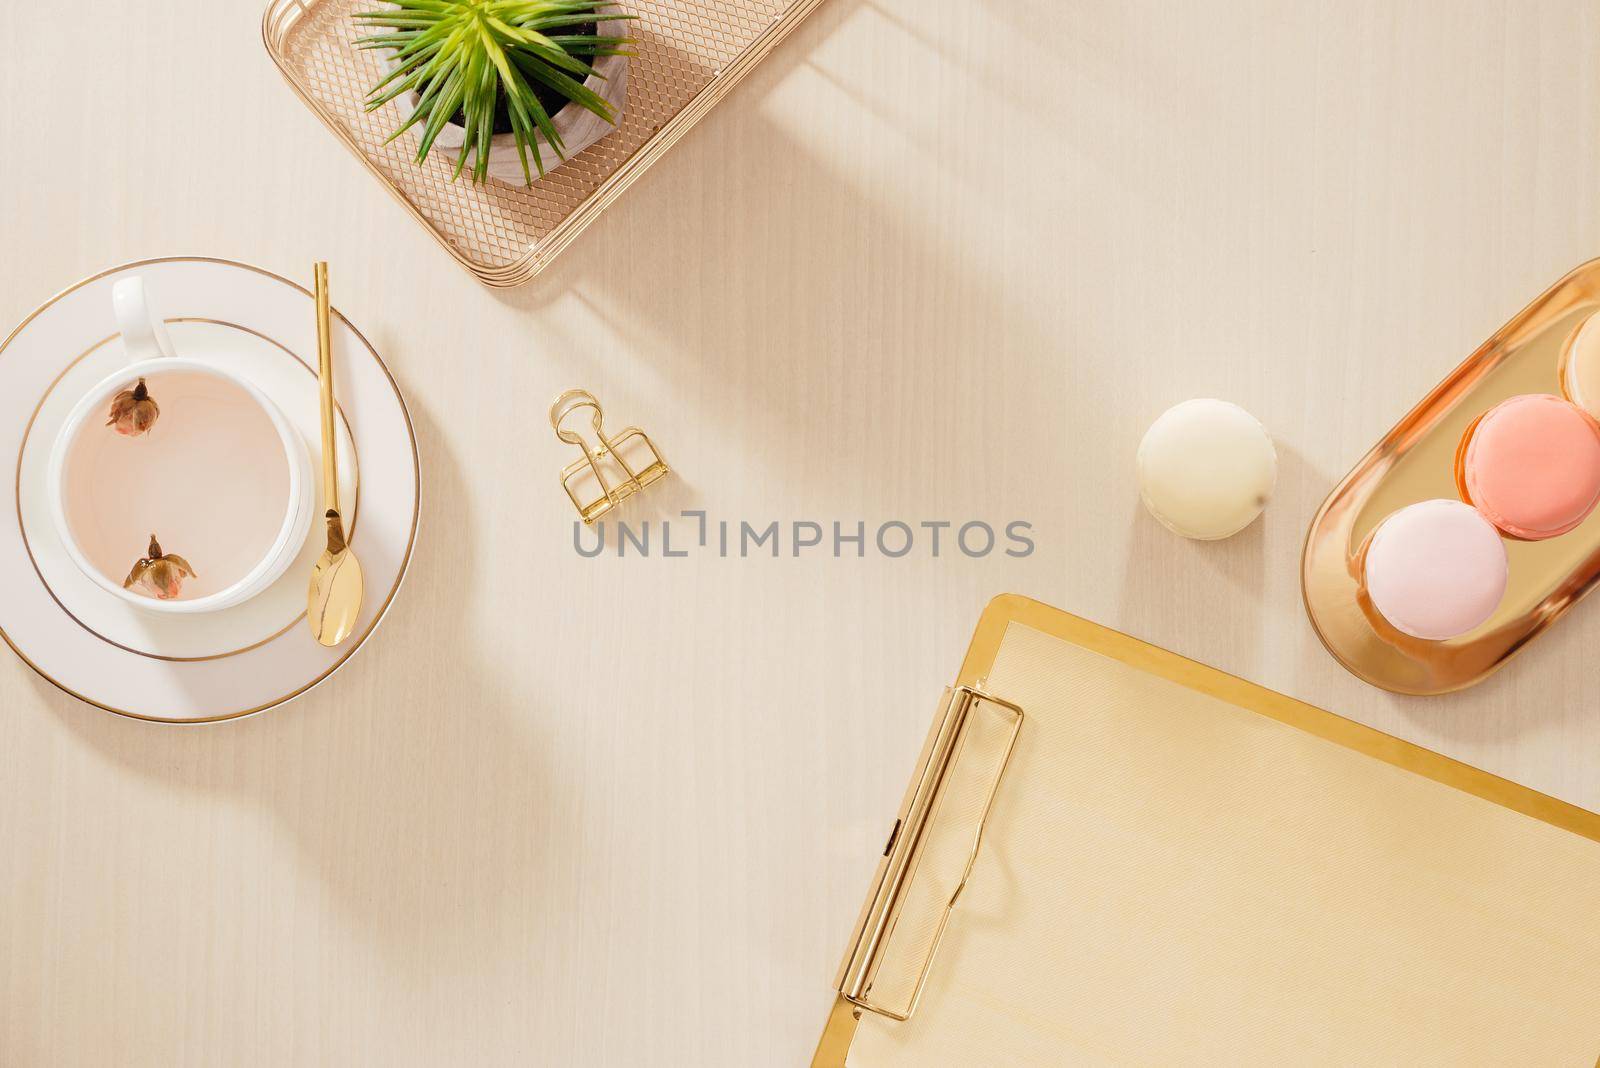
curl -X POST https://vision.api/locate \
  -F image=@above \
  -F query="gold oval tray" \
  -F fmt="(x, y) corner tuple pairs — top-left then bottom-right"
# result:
(1303, 259), (1600, 694)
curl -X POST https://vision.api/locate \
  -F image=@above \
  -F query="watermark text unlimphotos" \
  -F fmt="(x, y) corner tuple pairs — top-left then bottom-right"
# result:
(573, 512), (1035, 559)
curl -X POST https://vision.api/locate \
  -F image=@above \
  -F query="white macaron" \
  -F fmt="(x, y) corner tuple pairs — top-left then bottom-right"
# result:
(1137, 399), (1277, 540)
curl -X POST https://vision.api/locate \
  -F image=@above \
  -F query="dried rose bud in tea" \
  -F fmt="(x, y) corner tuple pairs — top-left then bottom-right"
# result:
(107, 378), (160, 436)
(123, 534), (197, 600)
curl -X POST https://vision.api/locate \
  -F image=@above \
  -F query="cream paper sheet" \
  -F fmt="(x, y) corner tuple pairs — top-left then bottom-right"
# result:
(851, 622), (1600, 1066)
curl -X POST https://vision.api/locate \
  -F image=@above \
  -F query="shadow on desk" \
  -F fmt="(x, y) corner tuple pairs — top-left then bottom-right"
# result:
(37, 397), (573, 985)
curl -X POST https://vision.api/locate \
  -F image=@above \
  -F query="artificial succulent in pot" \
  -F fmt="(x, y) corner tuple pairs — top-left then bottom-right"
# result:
(355, 0), (634, 186)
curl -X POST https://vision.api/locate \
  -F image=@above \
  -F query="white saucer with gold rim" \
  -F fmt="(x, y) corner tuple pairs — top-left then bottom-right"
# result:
(0, 257), (420, 722)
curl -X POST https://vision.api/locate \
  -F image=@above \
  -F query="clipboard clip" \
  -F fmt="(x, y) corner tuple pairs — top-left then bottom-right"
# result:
(550, 389), (669, 524)
(833, 685), (1024, 1023)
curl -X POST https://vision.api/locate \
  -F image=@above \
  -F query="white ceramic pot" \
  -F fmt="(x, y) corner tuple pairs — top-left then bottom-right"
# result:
(406, 7), (630, 186)
(46, 277), (315, 615)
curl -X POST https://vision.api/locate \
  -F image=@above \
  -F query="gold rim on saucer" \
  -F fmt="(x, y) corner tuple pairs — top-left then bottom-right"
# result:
(0, 256), (420, 723)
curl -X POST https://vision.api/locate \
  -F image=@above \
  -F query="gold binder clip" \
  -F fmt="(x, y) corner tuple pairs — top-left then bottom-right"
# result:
(550, 389), (669, 524)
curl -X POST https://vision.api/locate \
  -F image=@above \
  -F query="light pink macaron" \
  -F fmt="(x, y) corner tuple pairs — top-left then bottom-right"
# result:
(1456, 394), (1600, 540)
(1363, 499), (1507, 641)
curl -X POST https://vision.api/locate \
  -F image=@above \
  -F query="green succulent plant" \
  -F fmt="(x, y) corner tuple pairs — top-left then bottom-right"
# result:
(354, 0), (633, 185)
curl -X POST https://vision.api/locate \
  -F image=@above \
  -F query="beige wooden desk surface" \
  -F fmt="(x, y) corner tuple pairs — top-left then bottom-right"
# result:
(2, 1), (1598, 1065)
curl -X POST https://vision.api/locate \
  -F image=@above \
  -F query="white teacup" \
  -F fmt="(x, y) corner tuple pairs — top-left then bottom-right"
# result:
(46, 277), (314, 613)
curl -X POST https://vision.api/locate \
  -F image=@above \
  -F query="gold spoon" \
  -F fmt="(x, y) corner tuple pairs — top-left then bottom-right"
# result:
(307, 262), (364, 647)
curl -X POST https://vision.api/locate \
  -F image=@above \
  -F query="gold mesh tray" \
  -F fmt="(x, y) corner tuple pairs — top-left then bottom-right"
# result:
(262, 0), (825, 287)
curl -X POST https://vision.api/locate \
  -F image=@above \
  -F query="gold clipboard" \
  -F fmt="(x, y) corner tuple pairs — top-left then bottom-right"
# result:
(814, 595), (1600, 1066)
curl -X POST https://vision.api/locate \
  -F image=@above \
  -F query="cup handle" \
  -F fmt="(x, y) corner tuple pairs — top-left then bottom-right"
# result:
(111, 276), (177, 363)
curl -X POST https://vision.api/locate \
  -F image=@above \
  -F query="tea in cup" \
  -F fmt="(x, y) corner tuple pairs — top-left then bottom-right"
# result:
(46, 277), (314, 613)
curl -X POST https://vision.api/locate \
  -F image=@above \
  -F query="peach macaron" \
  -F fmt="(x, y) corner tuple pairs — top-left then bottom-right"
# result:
(1456, 394), (1600, 540)
(1561, 311), (1600, 419)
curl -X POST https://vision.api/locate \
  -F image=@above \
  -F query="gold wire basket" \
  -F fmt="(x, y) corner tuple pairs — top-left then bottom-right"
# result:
(262, 0), (825, 287)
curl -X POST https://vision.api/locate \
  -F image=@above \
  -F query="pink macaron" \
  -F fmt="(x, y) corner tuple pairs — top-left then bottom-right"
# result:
(1456, 393), (1600, 540)
(1363, 499), (1508, 641)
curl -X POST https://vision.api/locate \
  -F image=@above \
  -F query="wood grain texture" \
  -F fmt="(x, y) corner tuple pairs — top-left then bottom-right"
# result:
(1, 1), (1598, 1064)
